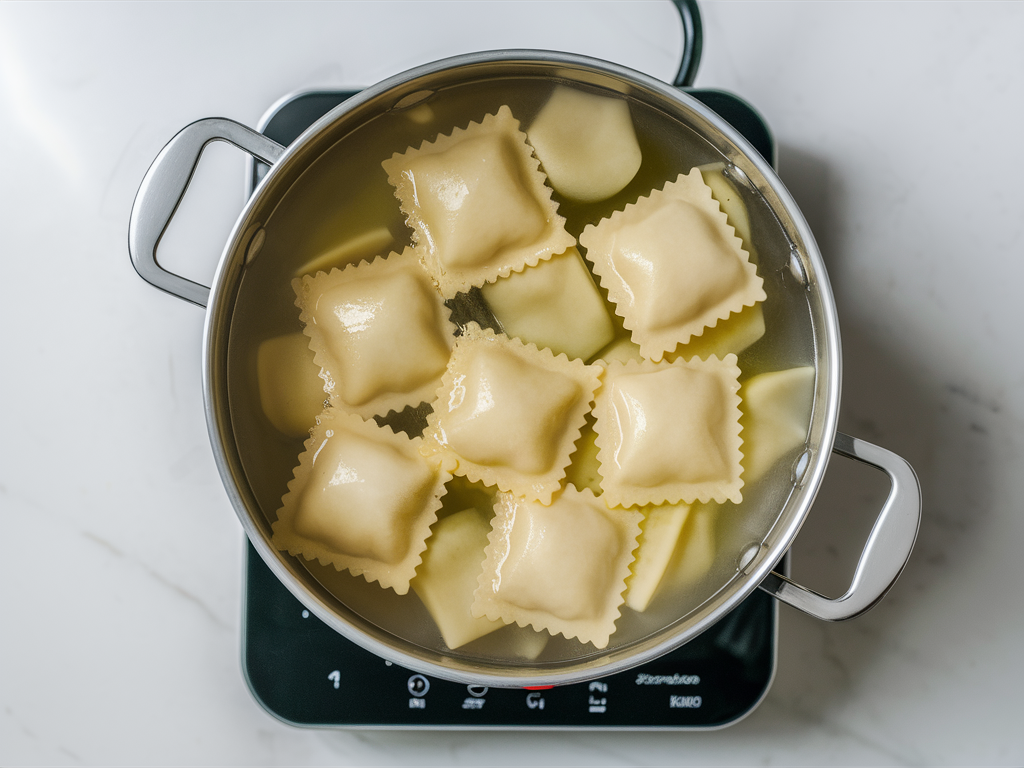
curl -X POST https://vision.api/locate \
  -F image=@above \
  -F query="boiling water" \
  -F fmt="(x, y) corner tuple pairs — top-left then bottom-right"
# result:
(225, 76), (816, 666)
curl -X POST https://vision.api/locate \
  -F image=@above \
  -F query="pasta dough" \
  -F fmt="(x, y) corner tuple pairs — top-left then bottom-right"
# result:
(411, 507), (505, 649)
(592, 302), (764, 365)
(480, 247), (615, 361)
(293, 250), (455, 419)
(293, 226), (393, 278)
(739, 366), (816, 483)
(673, 303), (765, 362)
(698, 162), (755, 259)
(624, 502), (692, 612)
(272, 408), (451, 595)
(661, 502), (717, 593)
(472, 488), (643, 649)
(383, 105), (575, 297)
(594, 356), (745, 507)
(419, 324), (601, 504)
(526, 85), (642, 203)
(256, 333), (326, 437)
(580, 169), (765, 361)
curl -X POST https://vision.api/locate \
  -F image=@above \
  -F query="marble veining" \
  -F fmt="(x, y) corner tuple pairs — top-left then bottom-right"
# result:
(81, 531), (230, 632)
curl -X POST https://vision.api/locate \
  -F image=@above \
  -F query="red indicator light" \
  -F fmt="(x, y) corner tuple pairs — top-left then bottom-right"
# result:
(523, 685), (554, 690)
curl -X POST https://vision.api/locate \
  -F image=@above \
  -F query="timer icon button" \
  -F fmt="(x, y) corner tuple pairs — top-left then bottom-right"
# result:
(407, 674), (430, 697)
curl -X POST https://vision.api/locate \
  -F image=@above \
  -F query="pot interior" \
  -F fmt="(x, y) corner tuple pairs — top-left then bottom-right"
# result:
(208, 54), (838, 685)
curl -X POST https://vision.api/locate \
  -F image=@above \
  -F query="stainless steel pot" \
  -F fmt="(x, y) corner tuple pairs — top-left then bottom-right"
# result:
(129, 50), (921, 687)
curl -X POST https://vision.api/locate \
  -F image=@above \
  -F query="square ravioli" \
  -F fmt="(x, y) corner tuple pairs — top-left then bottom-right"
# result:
(382, 105), (575, 298)
(293, 250), (456, 419)
(419, 324), (601, 504)
(593, 356), (744, 507)
(272, 408), (451, 595)
(579, 168), (766, 361)
(472, 488), (642, 649)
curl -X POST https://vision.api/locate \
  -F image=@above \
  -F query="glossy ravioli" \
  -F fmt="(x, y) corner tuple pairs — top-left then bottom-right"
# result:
(593, 356), (744, 507)
(419, 324), (601, 504)
(472, 488), (642, 649)
(293, 250), (455, 419)
(272, 408), (451, 595)
(580, 168), (765, 361)
(383, 105), (575, 297)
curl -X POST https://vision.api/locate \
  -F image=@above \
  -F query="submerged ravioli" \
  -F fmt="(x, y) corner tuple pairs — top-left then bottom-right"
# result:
(594, 356), (744, 507)
(580, 168), (765, 361)
(740, 367), (816, 483)
(411, 507), (505, 650)
(672, 303), (765, 361)
(661, 502), (717, 594)
(458, 622), (550, 660)
(624, 502), (692, 613)
(593, 302), (765, 365)
(698, 162), (756, 259)
(256, 333), (327, 437)
(293, 226), (394, 278)
(383, 105), (575, 297)
(473, 488), (642, 649)
(272, 409), (451, 594)
(526, 85), (642, 203)
(445, 348), (578, 476)
(419, 324), (601, 504)
(294, 250), (455, 419)
(481, 247), (615, 361)
(623, 201), (744, 332)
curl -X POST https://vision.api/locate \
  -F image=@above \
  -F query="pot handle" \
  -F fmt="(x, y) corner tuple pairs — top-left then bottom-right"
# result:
(128, 118), (285, 308)
(758, 431), (921, 621)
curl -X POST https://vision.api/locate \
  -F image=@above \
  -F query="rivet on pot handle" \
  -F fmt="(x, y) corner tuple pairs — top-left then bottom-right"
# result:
(128, 118), (285, 308)
(759, 432), (922, 621)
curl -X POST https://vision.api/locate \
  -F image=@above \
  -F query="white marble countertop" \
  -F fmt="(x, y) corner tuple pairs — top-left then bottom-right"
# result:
(2, 1), (1022, 765)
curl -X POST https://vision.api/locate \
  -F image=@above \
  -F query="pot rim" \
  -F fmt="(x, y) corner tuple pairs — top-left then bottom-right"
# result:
(201, 49), (841, 687)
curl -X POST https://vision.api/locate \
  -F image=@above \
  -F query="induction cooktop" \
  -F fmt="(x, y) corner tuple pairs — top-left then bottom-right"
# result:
(240, 82), (782, 729)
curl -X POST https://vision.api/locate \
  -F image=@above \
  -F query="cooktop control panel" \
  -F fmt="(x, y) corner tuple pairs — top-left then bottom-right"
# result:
(244, 542), (776, 728)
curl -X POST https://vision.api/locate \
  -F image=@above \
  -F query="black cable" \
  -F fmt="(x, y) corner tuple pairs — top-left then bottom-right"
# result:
(671, 0), (704, 88)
